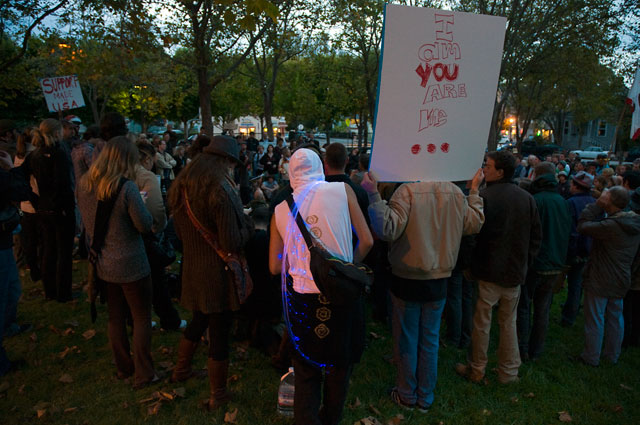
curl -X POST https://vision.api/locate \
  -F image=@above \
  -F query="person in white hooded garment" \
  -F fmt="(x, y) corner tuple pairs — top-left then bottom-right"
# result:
(269, 148), (373, 425)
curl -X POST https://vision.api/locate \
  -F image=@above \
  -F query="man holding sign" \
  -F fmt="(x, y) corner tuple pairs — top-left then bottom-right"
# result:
(362, 168), (484, 411)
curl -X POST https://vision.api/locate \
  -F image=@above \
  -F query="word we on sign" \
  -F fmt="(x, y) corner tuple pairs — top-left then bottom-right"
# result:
(369, 5), (506, 182)
(39, 75), (86, 113)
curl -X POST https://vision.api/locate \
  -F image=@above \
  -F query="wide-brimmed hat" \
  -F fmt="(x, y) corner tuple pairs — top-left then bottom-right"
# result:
(630, 188), (640, 212)
(202, 135), (242, 165)
(571, 171), (593, 189)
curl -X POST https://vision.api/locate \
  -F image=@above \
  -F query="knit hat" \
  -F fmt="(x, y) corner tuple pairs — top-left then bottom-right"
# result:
(571, 171), (593, 189)
(630, 188), (640, 212)
(202, 135), (242, 165)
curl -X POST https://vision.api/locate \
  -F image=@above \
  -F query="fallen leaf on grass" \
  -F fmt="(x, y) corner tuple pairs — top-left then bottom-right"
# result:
(64, 407), (78, 413)
(510, 396), (519, 403)
(33, 401), (51, 418)
(620, 384), (633, 390)
(173, 387), (186, 398)
(348, 397), (362, 409)
(228, 374), (240, 383)
(558, 411), (572, 422)
(159, 391), (174, 401)
(59, 374), (73, 383)
(30, 333), (37, 342)
(612, 405), (623, 413)
(369, 332), (383, 340)
(62, 328), (74, 336)
(0, 381), (9, 393)
(159, 346), (173, 355)
(356, 417), (383, 425)
(147, 401), (162, 416)
(64, 320), (79, 328)
(58, 346), (79, 359)
(386, 413), (405, 425)
(49, 325), (61, 335)
(122, 401), (129, 409)
(482, 409), (491, 416)
(224, 407), (238, 423)
(524, 392), (535, 398)
(18, 385), (25, 394)
(369, 404), (382, 416)
(82, 329), (96, 340)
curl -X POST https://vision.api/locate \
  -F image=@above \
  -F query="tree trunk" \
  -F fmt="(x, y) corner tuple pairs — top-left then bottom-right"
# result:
(197, 67), (213, 137)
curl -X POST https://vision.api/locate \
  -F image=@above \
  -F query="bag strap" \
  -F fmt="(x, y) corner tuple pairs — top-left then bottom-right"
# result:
(285, 194), (316, 250)
(89, 177), (127, 263)
(183, 190), (231, 262)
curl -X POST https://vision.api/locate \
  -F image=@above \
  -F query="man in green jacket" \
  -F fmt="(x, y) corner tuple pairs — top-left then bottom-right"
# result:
(517, 162), (571, 361)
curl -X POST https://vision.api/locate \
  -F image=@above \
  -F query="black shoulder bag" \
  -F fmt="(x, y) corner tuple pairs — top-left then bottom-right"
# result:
(285, 194), (372, 306)
(88, 178), (127, 322)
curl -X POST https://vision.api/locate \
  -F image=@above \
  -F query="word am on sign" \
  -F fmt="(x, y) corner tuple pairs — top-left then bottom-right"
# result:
(39, 74), (86, 113)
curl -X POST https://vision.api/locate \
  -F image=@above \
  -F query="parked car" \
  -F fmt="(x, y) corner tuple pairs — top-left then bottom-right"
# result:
(520, 141), (563, 158)
(626, 147), (640, 162)
(570, 146), (609, 160)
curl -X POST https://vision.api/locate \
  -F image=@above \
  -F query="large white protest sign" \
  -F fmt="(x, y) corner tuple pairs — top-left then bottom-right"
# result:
(39, 75), (85, 113)
(370, 5), (506, 182)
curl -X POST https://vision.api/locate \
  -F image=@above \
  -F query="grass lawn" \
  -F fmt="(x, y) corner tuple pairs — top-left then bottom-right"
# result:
(1, 260), (639, 425)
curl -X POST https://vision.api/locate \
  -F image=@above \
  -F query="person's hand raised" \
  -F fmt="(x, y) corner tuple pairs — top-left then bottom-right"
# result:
(469, 168), (484, 191)
(361, 171), (379, 194)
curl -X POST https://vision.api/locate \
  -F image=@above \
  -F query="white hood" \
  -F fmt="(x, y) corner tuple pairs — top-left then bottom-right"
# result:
(289, 148), (325, 198)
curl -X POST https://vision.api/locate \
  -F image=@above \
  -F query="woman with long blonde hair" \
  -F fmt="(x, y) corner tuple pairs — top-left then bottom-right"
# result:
(25, 118), (75, 302)
(77, 136), (157, 389)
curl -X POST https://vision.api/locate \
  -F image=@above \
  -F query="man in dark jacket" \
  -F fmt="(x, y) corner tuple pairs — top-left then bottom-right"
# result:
(456, 150), (541, 384)
(577, 186), (640, 366)
(0, 151), (30, 376)
(560, 171), (596, 327)
(517, 163), (571, 361)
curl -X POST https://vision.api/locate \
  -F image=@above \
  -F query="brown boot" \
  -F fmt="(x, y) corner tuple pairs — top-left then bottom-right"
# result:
(207, 358), (232, 410)
(171, 337), (200, 383)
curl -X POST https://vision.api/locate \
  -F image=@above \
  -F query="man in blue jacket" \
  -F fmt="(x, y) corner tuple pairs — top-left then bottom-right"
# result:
(560, 171), (596, 327)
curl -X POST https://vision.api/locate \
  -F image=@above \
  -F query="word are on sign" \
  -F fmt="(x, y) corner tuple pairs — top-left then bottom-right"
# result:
(39, 75), (86, 113)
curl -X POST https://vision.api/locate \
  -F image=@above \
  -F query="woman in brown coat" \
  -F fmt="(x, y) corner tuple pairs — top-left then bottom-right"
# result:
(168, 136), (252, 409)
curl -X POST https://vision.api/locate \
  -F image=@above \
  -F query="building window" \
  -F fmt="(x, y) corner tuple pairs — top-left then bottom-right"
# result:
(563, 121), (569, 135)
(598, 120), (607, 137)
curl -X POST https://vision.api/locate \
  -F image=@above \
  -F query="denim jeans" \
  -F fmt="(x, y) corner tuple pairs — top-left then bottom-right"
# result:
(582, 290), (624, 366)
(516, 272), (557, 359)
(561, 261), (586, 326)
(391, 292), (445, 408)
(0, 248), (19, 375)
(445, 269), (473, 348)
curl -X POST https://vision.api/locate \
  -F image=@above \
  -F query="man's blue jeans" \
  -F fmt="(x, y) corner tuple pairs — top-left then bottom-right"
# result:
(0, 248), (19, 375)
(391, 292), (445, 409)
(582, 290), (624, 366)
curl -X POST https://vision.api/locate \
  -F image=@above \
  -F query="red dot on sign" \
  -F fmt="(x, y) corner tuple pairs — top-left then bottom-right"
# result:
(441, 143), (450, 153)
(411, 144), (421, 155)
(427, 144), (436, 154)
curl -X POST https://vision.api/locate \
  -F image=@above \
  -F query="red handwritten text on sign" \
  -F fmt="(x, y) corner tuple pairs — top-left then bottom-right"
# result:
(416, 13), (466, 142)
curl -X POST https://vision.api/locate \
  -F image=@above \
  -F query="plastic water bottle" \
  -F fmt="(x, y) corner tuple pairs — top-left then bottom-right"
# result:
(277, 367), (295, 417)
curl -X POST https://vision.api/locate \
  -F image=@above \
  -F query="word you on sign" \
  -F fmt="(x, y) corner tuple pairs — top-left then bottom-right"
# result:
(39, 75), (86, 113)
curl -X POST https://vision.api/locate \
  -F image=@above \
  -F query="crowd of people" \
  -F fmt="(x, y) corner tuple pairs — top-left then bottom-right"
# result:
(1, 113), (640, 425)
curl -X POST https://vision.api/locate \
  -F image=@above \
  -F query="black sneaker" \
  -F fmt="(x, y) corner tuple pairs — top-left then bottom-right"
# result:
(416, 401), (430, 413)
